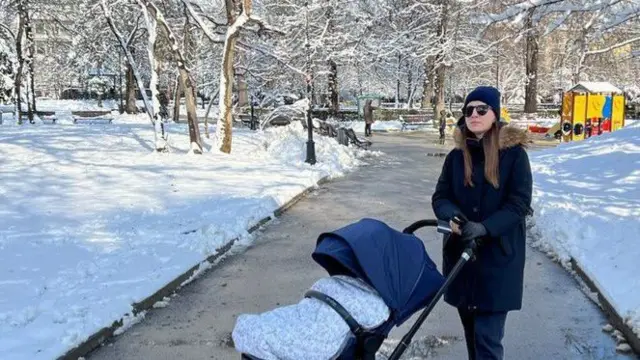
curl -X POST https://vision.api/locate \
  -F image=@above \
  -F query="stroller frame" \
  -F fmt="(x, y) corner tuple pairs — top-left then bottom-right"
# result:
(240, 218), (476, 360)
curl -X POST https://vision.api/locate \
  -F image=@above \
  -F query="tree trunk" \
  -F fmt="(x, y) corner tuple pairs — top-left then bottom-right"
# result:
(235, 49), (248, 108)
(327, 59), (338, 115)
(179, 68), (202, 153)
(125, 62), (137, 113)
(14, 1), (26, 124)
(172, 75), (181, 122)
(395, 53), (401, 108)
(237, 70), (247, 108)
(24, 7), (35, 122)
(217, 33), (239, 153)
(421, 58), (434, 109)
(215, 0), (254, 153)
(434, 0), (448, 117)
(524, 10), (538, 114)
(495, 45), (500, 88)
(434, 66), (446, 116)
(407, 65), (413, 108)
(25, 73), (33, 120)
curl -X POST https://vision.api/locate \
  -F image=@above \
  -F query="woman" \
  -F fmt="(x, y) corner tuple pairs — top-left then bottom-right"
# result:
(431, 86), (533, 360)
(438, 109), (447, 143)
(363, 99), (374, 137)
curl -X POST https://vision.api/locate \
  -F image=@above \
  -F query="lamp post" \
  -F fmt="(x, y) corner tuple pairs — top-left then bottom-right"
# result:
(305, 1), (316, 165)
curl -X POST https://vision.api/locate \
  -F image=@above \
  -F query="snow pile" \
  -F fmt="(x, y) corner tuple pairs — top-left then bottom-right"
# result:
(0, 116), (374, 360)
(528, 125), (640, 337)
(257, 121), (372, 176)
(626, 119), (639, 128)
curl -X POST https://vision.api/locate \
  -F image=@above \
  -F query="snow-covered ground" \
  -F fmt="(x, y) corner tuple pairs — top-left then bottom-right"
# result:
(0, 114), (377, 360)
(2, 98), (639, 358)
(511, 117), (639, 130)
(528, 121), (640, 339)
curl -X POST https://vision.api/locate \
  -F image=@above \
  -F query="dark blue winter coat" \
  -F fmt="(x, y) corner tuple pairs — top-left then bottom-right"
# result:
(431, 125), (533, 312)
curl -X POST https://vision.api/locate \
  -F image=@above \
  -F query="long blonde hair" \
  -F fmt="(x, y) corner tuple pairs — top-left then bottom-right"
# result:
(459, 123), (500, 188)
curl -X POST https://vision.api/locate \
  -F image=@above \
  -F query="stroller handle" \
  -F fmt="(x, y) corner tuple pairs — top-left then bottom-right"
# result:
(402, 219), (438, 234)
(389, 218), (478, 360)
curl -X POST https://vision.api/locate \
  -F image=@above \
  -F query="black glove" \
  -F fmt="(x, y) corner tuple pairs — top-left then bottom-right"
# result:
(460, 221), (487, 242)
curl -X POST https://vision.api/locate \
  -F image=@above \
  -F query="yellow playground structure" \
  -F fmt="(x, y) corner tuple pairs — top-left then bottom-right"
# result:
(559, 82), (626, 142)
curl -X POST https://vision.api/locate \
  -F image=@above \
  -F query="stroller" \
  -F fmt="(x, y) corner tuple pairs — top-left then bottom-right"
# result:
(233, 217), (476, 360)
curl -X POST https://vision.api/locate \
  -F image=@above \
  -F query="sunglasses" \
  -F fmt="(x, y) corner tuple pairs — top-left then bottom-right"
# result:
(464, 104), (491, 117)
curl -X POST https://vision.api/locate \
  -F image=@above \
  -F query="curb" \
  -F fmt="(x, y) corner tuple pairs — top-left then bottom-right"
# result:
(569, 258), (640, 355)
(58, 175), (332, 360)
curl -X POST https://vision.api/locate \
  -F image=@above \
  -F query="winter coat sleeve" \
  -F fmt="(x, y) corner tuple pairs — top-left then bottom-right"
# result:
(481, 147), (533, 237)
(432, 152), (462, 221)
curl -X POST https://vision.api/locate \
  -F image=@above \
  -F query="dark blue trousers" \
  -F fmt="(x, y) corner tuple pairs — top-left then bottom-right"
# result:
(458, 308), (508, 360)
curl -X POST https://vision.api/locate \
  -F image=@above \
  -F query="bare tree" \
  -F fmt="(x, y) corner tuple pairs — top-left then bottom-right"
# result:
(137, 0), (170, 151)
(101, 0), (167, 151)
(203, 0), (278, 154)
(138, 0), (203, 154)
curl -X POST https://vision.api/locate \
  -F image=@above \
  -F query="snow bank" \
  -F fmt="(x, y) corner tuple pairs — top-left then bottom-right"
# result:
(0, 115), (374, 359)
(528, 125), (640, 337)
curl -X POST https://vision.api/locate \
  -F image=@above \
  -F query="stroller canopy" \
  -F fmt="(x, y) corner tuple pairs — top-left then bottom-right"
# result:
(312, 218), (445, 326)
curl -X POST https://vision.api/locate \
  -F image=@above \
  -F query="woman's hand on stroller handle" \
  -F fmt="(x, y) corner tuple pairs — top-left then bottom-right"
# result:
(440, 214), (483, 255)
(447, 213), (468, 235)
(460, 222), (487, 241)
(449, 220), (461, 235)
(436, 220), (452, 234)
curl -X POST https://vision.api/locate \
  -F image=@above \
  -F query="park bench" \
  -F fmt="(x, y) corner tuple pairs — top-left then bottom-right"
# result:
(18, 110), (57, 123)
(400, 114), (432, 131)
(71, 110), (113, 124)
(234, 113), (258, 128)
(344, 128), (371, 150)
(317, 120), (338, 138)
(300, 117), (342, 140)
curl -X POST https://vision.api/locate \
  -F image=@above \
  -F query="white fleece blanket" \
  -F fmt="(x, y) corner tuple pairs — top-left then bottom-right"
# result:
(232, 275), (390, 360)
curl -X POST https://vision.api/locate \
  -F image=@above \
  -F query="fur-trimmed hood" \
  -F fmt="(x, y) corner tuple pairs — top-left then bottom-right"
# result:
(453, 125), (530, 150)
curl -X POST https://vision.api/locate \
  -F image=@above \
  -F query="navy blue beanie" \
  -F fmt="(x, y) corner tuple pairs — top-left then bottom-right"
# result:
(458, 86), (502, 127)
